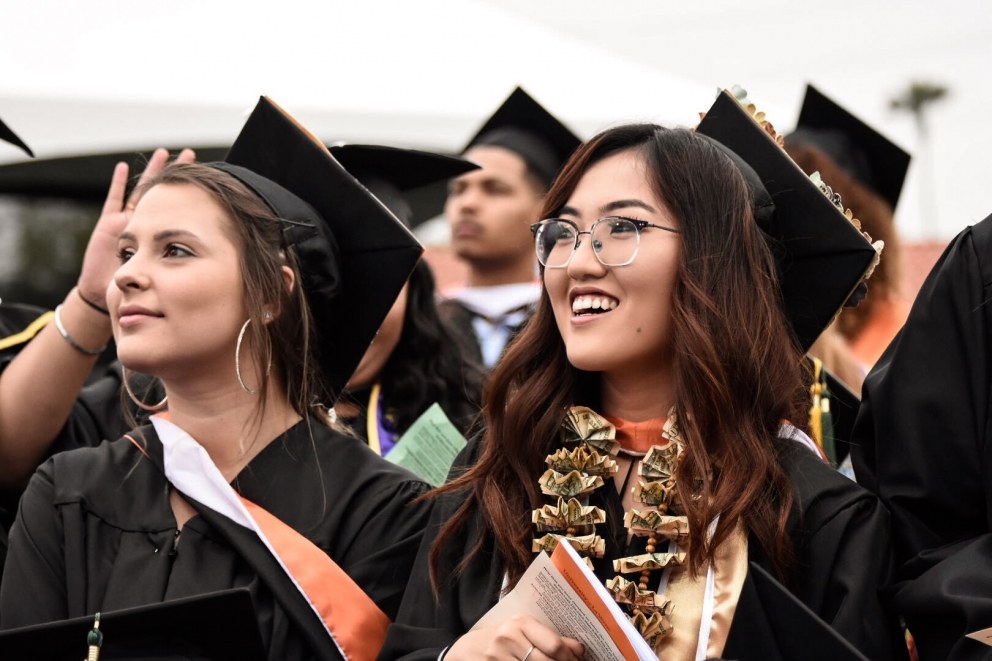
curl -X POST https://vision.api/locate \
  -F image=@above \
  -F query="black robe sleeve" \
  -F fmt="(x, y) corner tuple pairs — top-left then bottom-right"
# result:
(0, 361), (128, 563)
(333, 476), (434, 622)
(0, 460), (68, 626)
(0, 304), (53, 545)
(0, 308), (128, 462)
(773, 443), (907, 661)
(851, 214), (992, 660)
(378, 436), (505, 661)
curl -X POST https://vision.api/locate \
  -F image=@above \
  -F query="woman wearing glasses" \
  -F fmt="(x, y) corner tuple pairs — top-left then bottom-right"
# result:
(380, 108), (905, 660)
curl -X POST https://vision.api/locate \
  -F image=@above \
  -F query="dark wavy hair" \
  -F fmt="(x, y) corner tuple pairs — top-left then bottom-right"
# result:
(430, 124), (810, 589)
(378, 260), (484, 436)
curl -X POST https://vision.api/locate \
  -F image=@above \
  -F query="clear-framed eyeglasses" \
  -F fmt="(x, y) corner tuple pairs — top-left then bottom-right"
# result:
(530, 216), (680, 268)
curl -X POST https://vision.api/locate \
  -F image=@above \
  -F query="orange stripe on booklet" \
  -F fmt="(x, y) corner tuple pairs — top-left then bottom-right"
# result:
(550, 542), (641, 661)
(241, 497), (390, 661)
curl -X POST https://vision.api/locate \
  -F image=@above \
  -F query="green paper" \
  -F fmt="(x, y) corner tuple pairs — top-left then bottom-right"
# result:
(386, 403), (466, 485)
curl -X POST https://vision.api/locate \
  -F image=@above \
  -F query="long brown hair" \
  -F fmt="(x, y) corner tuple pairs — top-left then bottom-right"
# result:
(430, 125), (809, 589)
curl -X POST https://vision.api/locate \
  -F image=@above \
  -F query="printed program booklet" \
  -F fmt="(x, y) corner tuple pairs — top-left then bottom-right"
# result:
(473, 541), (656, 661)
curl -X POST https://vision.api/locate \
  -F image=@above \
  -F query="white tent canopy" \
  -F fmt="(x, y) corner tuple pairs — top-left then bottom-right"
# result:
(493, 0), (992, 240)
(2, 0), (989, 239)
(0, 0), (714, 159)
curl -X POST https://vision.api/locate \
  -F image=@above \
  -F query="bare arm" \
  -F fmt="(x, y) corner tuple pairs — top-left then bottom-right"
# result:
(0, 148), (194, 490)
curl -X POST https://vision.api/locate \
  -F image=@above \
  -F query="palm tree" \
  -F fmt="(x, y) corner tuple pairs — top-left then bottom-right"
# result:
(890, 81), (949, 237)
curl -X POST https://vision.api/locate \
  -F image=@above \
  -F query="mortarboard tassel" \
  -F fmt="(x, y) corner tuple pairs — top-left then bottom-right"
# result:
(86, 612), (103, 661)
(808, 359), (838, 466)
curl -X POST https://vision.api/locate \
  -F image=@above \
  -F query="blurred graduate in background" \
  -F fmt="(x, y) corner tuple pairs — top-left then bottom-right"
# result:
(439, 87), (582, 368)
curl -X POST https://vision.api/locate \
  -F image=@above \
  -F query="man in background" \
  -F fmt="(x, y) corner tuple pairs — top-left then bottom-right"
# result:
(440, 87), (580, 368)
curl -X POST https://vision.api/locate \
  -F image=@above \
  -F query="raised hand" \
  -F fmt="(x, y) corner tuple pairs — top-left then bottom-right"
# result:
(76, 147), (196, 310)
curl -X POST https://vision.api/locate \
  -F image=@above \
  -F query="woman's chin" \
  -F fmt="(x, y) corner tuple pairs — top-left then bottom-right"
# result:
(564, 350), (617, 374)
(117, 351), (160, 377)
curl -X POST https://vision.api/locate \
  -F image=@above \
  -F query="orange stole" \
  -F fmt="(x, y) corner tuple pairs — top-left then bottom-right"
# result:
(239, 497), (390, 661)
(604, 415), (668, 454)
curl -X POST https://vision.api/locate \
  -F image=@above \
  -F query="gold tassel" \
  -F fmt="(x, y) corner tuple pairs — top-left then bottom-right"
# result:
(808, 358), (825, 452)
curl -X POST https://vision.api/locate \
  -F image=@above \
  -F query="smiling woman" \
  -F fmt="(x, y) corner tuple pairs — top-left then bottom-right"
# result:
(111, 183), (253, 387)
(0, 99), (430, 660)
(381, 112), (906, 661)
(542, 150), (681, 382)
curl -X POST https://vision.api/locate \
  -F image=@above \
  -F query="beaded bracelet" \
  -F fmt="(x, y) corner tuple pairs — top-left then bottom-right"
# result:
(53, 304), (107, 356)
(77, 287), (110, 316)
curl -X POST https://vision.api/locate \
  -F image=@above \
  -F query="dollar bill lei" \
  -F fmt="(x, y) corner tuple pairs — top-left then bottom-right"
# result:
(531, 406), (689, 651)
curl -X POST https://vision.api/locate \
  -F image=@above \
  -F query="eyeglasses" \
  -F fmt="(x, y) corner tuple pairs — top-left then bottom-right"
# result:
(530, 216), (680, 268)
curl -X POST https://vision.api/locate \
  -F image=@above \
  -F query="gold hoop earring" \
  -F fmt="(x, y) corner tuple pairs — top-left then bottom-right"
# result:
(236, 319), (272, 395)
(122, 368), (168, 411)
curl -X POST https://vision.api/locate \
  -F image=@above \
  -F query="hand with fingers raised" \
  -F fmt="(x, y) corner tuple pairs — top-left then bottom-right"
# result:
(76, 147), (196, 313)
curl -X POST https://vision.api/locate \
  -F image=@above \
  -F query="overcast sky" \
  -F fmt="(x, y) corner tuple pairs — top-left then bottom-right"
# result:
(2, 0), (989, 240)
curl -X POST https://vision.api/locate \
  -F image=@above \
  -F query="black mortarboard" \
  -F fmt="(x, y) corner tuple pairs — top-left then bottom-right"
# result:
(0, 588), (266, 660)
(697, 90), (880, 352)
(464, 87), (582, 188)
(788, 85), (910, 211)
(214, 97), (423, 403)
(329, 144), (479, 228)
(724, 563), (870, 660)
(0, 114), (33, 158)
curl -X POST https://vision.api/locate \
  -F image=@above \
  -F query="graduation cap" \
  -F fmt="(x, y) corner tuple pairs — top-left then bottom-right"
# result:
(697, 89), (880, 352)
(328, 143), (479, 228)
(0, 588), (266, 660)
(723, 562), (870, 661)
(464, 86), (582, 188)
(214, 97), (423, 403)
(788, 84), (910, 211)
(0, 113), (33, 158)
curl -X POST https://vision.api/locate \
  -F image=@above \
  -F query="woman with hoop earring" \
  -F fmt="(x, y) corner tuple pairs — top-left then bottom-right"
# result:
(0, 98), (431, 660)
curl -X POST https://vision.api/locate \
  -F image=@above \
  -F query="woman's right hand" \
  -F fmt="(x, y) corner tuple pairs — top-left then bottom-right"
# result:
(445, 616), (585, 661)
(76, 147), (195, 310)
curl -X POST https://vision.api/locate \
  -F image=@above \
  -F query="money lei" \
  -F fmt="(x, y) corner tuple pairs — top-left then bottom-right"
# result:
(531, 406), (689, 652)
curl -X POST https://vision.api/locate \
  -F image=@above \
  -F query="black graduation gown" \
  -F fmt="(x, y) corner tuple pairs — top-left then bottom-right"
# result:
(0, 302), (147, 468)
(0, 303), (129, 503)
(0, 419), (431, 660)
(851, 213), (992, 661)
(0, 303), (49, 358)
(0, 304), (127, 458)
(0, 303), (51, 568)
(0, 304), (161, 574)
(378, 437), (905, 661)
(0, 361), (135, 572)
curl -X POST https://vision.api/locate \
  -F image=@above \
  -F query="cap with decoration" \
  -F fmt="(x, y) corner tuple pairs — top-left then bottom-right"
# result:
(697, 87), (882, 351)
